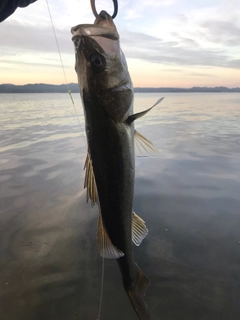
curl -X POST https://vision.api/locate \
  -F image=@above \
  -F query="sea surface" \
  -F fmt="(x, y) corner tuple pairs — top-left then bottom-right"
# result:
(0, 92), (240, 320)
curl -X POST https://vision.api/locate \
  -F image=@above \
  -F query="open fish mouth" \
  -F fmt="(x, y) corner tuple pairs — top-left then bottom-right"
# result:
(71, 11), (120, 57)
(71, 10), (119, 41)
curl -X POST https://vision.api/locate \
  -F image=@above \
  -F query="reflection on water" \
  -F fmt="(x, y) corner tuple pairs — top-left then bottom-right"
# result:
(0, 93), (240, 320)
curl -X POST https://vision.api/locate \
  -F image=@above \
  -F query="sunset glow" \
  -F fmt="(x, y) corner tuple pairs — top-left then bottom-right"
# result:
(0, 0), (239, 88)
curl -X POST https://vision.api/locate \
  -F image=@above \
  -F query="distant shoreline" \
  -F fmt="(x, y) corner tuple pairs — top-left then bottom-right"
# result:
(0, 83), (240, 93)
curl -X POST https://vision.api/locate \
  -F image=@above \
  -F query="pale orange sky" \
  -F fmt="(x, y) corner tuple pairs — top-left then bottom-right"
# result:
(0, 0), (239, 88)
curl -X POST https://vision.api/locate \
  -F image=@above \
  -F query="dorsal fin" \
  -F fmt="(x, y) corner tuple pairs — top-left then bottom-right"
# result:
(127, 97), (164, 124)
(84, 150), (98, 206)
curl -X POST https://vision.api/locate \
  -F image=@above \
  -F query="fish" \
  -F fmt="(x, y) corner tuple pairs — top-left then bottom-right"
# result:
(71, 10), (163, 320)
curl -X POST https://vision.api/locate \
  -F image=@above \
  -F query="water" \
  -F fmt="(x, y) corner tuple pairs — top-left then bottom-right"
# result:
(0, 92), (240, 320)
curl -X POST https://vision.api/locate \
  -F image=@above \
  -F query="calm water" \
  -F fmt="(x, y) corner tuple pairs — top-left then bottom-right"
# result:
(0, 92), (240, 320)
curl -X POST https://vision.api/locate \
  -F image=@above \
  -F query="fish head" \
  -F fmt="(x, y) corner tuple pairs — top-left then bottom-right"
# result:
(71, 11), (134, 122)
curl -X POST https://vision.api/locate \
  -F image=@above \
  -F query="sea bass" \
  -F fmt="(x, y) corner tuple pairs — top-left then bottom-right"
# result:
(71, 11), (163, 320)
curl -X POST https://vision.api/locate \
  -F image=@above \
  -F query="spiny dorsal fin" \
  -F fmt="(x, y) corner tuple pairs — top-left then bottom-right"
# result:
(132, 212), (148, 246)
(97, 214), (125, 259)
(134, 130), (159, 156)
(84, 151), (98, 206)
(127, 97), (164, 124)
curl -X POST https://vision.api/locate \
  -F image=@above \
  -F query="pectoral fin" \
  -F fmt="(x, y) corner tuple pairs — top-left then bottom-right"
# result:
(127, 97), (164, 124)
(84, 150), (98, 206)
(132, 212), (148, 246)
(97, 214), (125, 259)
(134, 130), (159, 156)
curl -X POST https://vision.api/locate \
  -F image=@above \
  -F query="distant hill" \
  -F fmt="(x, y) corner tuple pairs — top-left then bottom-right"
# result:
(0, 83), (80, 93)
(0, 83), (240, 93)
(135, 86), (240, 93)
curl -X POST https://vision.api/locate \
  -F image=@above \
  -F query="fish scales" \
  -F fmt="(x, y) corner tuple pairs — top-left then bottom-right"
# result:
(72, 10), (163, 320)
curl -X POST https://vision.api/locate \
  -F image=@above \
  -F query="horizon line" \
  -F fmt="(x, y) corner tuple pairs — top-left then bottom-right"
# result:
(1, 83), (240, 89)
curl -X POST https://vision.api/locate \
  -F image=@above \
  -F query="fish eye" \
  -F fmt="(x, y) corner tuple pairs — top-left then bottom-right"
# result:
(89, 54), (105, 69)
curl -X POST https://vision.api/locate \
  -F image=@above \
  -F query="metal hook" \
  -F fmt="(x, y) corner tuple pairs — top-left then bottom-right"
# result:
(90, 0), (118, 19)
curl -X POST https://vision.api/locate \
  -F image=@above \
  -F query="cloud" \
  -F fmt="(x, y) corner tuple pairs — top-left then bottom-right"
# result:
(0, 21), (73, 54)
(175, 14), (188, 24)
(123, 9), (143, 20)
(227, 59), (240, 68)
(1, 13), (239, 72)
(120, 30), (163, 44)
(170, 33), (199, 47)
(121, 0), (175, 21)
(120, 29), (239, 69)
(184, 72), (217, 78)
(0, 59), (72, 69)
(142, 0), (175, 7)
(200, 20), (240, 46)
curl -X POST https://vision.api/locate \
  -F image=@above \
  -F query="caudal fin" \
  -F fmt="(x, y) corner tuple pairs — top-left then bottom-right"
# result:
(125, 265), (150, 320)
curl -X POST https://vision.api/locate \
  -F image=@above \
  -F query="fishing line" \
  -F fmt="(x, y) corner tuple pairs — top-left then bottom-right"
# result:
(97, 229), (105, 320)
(45, 0), (86, 145)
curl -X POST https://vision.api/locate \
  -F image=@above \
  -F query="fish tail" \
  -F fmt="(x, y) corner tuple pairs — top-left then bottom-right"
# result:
(125, 265), (150, 320)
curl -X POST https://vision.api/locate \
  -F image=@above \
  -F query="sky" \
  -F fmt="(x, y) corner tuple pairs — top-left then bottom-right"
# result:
(0, 0), (240, 88)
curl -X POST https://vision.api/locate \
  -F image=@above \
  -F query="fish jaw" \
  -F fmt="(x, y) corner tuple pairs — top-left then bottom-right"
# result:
(71, 11), (134, 123)
(71, 10), (119, 41)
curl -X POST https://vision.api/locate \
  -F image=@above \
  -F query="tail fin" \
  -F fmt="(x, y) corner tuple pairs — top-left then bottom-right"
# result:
(125, 265), (150, 320)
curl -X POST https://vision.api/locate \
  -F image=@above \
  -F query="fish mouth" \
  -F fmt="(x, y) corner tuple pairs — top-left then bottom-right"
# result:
(71, 10), (119, 40)
(72, 11), (120, 56)
(93, 10), (116, 29)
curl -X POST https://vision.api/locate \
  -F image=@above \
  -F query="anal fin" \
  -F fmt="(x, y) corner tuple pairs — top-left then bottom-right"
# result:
(97, 214), (124, 259)
(132, 212), (148, 246)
